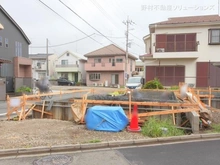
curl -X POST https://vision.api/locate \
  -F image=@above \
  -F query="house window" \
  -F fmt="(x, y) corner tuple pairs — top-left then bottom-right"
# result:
(5, 38), (8, 48)
(0, 36), (2, 47)
(61, 60), (68, 65)
(155, 33), (197, 52)
(37, 62), (41, 69)
(89, 73), (100, 80)
(109, 58), (111, 63)
(67, 53), (69, 56)
(116, 58), (123, 63)
(15, 41), (22, 56)
(209, 29), (220, 44)
(135, 67), (143, 72)
(94, 58), (101, 63)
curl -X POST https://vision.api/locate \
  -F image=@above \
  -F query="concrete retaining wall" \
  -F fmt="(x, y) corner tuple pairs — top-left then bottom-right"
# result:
(186, 111), (200, 134)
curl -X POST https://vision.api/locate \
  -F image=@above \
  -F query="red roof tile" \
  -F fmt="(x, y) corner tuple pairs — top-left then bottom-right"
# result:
(151, 15), (220, 25)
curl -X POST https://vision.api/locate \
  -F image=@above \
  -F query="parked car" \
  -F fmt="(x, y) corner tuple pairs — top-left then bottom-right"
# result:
(57, 78), (75, 86)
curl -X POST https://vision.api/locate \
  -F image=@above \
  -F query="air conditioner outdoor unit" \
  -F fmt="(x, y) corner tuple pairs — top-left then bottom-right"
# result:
(156, 48), (165, 52)
(98, 83), (103, 87)
(93, 82), (97, 86)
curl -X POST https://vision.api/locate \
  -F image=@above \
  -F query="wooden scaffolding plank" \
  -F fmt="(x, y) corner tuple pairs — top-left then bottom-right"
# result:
(74, 99), (198, 107)
(33, 108), (53, 115)
(24, 104), (36, 119)
(138, 108), (200, 117)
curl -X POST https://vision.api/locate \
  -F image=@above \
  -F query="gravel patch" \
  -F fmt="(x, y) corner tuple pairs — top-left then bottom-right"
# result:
(0, 119), (146, 149)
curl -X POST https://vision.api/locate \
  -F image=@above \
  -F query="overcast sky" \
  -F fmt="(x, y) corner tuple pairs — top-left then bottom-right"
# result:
(0, 0), (219, 58)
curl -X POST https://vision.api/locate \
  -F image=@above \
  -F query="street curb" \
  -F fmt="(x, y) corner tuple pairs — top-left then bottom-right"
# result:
(0, 133), (220, 158)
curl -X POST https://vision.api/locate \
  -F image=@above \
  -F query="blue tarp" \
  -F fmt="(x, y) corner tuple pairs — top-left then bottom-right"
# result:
(85, 106), (129, 132)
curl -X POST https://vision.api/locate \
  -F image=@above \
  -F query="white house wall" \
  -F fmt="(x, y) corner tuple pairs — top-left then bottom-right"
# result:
(48, 54), (58, 79)
(145, 24), (220, 85)
(57, 53), (79, 65)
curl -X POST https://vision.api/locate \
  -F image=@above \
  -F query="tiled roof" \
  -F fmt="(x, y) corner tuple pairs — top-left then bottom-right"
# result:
(151, 15), (220, 25)
(84, 44), (138, 60)
(139, 53), (153, 61)
(139, 53), (153, 58)
(29, 54), (53, 59)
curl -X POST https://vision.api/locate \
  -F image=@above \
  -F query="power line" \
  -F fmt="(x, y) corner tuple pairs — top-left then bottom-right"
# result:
(94, 33), (125, 39)
(89, 0), (118, 28)
(129, 32), (143, 42)
(59, 0), (119, 46)
(37, 0), (108, 49)
(30, 34), (95, 48)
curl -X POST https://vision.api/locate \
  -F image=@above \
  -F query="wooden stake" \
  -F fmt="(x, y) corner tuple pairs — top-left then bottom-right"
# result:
(80, 94), (88, 123)
(41, 100), (45, 119)
(172, 106), (176, 125)
(128, 90), (132, 119)
(6, 95), (10, 120)
(19, 95), (26, 121)
(208, 86), (211, 107)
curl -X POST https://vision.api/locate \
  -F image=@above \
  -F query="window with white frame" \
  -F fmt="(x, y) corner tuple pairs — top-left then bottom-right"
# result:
(61, 60), (68, 65)
(15, 41), (22, 56)
(0, 36), (2, 47)
(89, 73), (101, 80)
(116, 58), (123, 63)
(94, 58), (101, 63)
(209, 29), (220, 44)
(5, 38), (8, 48)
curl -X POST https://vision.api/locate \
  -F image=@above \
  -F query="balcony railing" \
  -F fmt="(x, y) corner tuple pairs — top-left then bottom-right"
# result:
(56, 64), (79, 67)
(85, 62), (125, 71)
(155, 41), (198, 52)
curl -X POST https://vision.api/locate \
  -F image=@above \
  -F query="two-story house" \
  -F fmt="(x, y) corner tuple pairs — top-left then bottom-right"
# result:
(0, 5), (32, 100)
(55, 51), (86, 83)
(84, 44), (137, 87)
(29, 53), (57, 80)
(141, 15), (220, 87)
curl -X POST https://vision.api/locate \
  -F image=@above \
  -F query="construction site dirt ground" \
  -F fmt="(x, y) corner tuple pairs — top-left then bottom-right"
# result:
(0, 109), (220, 150)
(2, 86), (220, 149)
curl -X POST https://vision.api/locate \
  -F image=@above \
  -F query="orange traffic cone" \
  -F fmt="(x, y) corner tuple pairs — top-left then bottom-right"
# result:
(127, 104), (141, 132)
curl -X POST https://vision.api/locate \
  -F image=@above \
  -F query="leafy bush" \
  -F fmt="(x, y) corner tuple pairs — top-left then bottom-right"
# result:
(142, 78), (164, 89)
(141, 117), (185, 137)
(75, 82), (81, 86)
(16, 86), (32, 93)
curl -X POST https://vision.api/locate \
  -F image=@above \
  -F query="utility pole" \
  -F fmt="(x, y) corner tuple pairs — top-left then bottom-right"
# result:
(46, 38), (49, 77)
(123, 16), (134, 85)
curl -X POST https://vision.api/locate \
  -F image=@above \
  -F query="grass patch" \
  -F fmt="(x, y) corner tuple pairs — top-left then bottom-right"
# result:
(88, 139), (101, 143)
(210, 123), (220, 133)
(141, 117), (185, 138)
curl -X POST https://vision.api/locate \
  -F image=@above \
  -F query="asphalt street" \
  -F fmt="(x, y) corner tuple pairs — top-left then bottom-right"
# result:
(117, 139), (220, 165)
(0, 139), (219, 165)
